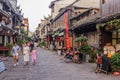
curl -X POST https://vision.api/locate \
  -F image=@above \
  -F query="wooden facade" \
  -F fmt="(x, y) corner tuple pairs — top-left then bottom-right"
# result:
(51, 8), (72, 49)
(0, 0), (22, 56)
(102, 0), (120, 17)
(70, 8), (100, 48)
(98, 0), (120, 49)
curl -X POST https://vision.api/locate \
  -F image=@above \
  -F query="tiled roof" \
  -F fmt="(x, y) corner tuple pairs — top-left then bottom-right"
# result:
(70, 13), (100, 30)
(73, 0), (100, 9)
(70, 8), (92, 20)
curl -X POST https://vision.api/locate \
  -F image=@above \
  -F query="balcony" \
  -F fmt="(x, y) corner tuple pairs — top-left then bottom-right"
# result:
(0, 20), (14, 35)
(0, 20), (12, 29)
(0, 8), (10, 18)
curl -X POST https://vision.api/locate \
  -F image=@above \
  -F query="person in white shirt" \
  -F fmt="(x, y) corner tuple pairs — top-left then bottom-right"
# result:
(22, 43), (30, 66)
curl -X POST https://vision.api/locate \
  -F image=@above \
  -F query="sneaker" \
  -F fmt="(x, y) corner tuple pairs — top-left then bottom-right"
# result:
(16, 62), (19, 65)
(13, 64), (16, 67)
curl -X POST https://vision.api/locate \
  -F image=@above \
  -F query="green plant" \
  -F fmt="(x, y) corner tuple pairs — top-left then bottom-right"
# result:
(78, 45), (92, 54)
(6, 43), (13, 57)
(6, 43), (13, 50)
(78, 45), (92, 62)
(21, 29), (27, 35)
(74, 36), (88, 42)
(96, 24), (100, 30)
(97, 19), (120, 30)
(8, 51), (12, 57)
(38, 41), (46, 47)
(110, 53), (120, 72)
(17, 38), (27, 47)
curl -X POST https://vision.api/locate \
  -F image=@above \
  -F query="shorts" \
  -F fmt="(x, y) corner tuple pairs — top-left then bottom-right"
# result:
(96, 64), (101, 69)
(12, 53), (19, 56)
(66, 54), (70, 58)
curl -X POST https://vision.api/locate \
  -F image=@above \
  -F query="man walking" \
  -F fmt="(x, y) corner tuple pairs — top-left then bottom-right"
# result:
(11, 42), (20, 67)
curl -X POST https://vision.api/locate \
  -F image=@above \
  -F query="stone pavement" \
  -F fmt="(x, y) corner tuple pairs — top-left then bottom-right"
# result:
(0, 54), (30, 80)
(0, 47), (120, 80)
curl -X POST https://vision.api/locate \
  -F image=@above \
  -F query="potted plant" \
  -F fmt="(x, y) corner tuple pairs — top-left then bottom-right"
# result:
(110, 53), (120, 72)
(78, 45), (92, 62)
(74, 36), (88, 45)
(75, 36), (92, 62)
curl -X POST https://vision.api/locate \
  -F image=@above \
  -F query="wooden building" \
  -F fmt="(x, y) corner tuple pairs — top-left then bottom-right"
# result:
(35, 16), (51, 48)
(0, 0), (22, 46)
(51, 7), (72, 50)
(69, 0), (100, 49)
(49, 0), (77, 50)
(96, 0), (120, 50)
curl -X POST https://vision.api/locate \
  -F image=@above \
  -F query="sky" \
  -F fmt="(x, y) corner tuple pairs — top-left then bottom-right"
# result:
(17, 0), (53, 32)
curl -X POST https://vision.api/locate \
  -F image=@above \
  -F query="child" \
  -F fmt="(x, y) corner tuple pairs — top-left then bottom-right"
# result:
(95, 53), (102, 73)
(31, 47), (37, 65)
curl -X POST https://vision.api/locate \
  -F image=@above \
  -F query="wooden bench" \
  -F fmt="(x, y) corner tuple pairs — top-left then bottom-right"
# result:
(0, 46), (9, 56)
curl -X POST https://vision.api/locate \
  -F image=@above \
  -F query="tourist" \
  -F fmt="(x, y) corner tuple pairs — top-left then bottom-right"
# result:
(95, 53), (102, 73)
(22, 43), (30, 66)
(11, 42), (21, 67)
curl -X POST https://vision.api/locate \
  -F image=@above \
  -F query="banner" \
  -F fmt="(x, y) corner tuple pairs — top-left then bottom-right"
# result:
(64, 12), (70, 49)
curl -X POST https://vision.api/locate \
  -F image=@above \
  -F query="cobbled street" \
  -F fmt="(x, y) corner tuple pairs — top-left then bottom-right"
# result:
(0, 47), (120, 80)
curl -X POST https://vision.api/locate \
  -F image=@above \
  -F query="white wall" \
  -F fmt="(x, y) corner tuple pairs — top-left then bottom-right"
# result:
(52, 0), (76, 18)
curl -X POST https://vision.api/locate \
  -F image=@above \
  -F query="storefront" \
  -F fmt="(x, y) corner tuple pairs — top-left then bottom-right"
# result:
(97, 17), (120, 51)
(52, 31), (65, 50)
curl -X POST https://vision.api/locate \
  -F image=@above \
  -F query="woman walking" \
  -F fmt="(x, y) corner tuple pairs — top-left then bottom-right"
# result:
(22, 43), (30, 66)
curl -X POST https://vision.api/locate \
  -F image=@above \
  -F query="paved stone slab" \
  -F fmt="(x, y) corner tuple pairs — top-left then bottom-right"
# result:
(26, 48), (120, 80)
(0, 47), (120, 80)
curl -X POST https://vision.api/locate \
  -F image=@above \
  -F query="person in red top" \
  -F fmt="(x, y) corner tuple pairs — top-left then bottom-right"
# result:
(95, 53), (102, 73)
